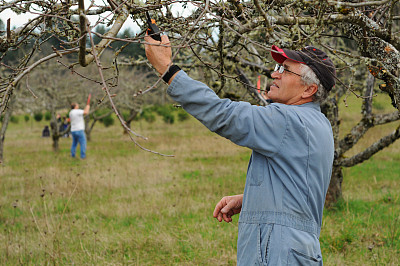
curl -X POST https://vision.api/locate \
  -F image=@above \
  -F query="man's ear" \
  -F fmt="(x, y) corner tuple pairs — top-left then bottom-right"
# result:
(302, 84), (318, 99)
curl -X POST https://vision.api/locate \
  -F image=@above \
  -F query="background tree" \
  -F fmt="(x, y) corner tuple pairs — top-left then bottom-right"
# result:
(0, 91), (15, 163)
(0, 18), (4, 33)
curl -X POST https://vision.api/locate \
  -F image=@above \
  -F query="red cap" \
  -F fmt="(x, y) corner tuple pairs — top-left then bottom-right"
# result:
(271, 45), (336, 91)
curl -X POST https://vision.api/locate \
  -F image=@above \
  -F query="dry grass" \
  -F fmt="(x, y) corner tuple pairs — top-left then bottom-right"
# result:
(1, 116), (243, 265)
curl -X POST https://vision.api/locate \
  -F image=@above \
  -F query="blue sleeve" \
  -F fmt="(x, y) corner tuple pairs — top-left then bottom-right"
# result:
(167, 71), (288, 156)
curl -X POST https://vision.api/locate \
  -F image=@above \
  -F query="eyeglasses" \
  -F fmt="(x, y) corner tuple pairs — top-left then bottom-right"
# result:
(274, 64), (302, 77)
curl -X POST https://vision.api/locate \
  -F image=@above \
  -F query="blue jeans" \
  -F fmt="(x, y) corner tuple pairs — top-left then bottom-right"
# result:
(71, 130), (87, 158)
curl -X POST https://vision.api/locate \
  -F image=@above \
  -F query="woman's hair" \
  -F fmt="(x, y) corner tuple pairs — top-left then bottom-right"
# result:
(70, 103), (77, 109)
(299, 64), (328, 103)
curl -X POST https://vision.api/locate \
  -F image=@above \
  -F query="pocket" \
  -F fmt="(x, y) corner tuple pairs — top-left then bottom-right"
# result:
(287, 248), (322, 265)
(257, 224), (273, 265)
(248, 155), (266, 186)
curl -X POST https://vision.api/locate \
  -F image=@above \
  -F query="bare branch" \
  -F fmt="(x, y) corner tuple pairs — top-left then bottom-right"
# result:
(339, 124), (400, 167)
(327, 0), (392, 7)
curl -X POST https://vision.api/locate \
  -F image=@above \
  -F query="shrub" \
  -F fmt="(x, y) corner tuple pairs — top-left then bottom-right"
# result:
(44, 111), (51, 121)
(34, 113), (43, 122)
(133, 114), (141, 121)
(10, 115), (19, 124)
(141, 111), (156, 123)
(154, 105), (174, 117)
(177, 110), (189, 121)
(122, 111), (130, 121)
(162, 113), (175, 124)
(94, 109), (110, 117)
(139, 107), (156, 123)
(24, 114), (30, 122)
(153, 105), (176, 124)
(101, 115), (114, 127)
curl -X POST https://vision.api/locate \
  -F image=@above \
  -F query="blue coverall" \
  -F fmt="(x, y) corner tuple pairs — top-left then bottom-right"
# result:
(168, 71), (334, 265)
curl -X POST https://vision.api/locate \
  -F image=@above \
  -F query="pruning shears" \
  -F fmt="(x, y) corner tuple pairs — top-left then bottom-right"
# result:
(146, 11), (161, 41)
(87, 94), (91, 105)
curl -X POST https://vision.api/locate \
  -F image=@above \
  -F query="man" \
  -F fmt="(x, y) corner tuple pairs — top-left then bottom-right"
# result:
(145, 35), (335, 265)
(69, 99), (90, 159)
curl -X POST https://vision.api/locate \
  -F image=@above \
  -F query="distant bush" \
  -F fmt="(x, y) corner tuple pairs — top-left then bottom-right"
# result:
(135, 107), (154, 123)
(154, 105), (174, 117)
(163, 113), (175, 124)
(94, 109), (115, 127)
(10, 115), (19, 124)
(154, 105), (176, 124)
(122, 111), (130, 121)
(140, 108), (156, 123)
(24, 114), (30, 122)
(133, 105), (189, 124)
(94, 109), (111, 117)
(44, 111), (51, 121)
(101, 115), (114, 127)
(34, 113), (43, 122)
(177, 110), (189, 121)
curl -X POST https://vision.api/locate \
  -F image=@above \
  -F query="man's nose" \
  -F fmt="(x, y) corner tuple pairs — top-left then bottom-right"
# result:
(271, 70), (281, 79)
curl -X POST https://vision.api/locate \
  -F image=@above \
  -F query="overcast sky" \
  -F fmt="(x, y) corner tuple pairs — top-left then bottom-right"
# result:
(1, 1), (193, 33)
(1, 8), (141, 33)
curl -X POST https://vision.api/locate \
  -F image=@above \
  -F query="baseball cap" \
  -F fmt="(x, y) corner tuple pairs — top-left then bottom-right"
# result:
(271, 45), (336, 91)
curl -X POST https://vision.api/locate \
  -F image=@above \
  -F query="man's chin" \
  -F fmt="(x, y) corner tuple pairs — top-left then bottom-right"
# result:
(266, 93), (276, 101)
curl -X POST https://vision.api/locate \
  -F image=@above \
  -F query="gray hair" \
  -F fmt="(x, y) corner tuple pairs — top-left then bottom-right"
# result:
(299, 64), (328, 103)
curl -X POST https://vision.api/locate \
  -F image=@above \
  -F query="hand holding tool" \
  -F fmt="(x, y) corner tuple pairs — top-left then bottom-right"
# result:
(146, 11), (161, 41)
(87, 94), (91, 105)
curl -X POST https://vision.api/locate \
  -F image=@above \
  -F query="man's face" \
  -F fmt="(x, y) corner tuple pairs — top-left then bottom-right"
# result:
(75, 104), (79, 109)
(267, 59), (307, 105)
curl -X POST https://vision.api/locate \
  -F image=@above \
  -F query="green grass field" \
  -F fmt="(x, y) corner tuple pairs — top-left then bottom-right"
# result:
(1, 96), (399, 265)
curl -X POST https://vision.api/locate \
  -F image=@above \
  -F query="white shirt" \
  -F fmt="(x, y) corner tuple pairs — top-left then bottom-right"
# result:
(69, 109), (85, 132)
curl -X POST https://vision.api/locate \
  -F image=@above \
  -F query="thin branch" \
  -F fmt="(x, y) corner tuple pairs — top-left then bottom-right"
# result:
(85, 18), (174, 157)
(1, 49), (78, 114)
(327, 0), (391, 7)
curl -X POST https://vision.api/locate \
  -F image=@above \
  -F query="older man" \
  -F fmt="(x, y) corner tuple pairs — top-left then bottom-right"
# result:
(145, 35), (336, 265)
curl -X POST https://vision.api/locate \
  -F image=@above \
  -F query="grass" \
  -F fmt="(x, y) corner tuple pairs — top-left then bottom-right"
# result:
(1, 100), (400, 265)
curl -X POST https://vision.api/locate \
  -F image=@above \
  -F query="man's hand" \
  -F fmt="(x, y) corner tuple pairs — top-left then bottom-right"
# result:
(213, 194), (243, 223)
(144, 34), (172, 75)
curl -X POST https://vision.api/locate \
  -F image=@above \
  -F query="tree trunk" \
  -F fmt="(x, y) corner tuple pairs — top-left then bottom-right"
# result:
(50, 121), (60, 152)
(85, 116), (92, 141)
(0, 114), (11, 163)
(52, 133), (59, 152)
(0, 94), (16, 163)
(325, 165), (343, 207)
(49, 107), (62, 152)
(86, 130), (91, 141)
(321, 97), (341, 206)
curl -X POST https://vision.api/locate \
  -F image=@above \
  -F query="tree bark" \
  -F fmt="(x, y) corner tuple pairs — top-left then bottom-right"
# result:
(85, 116), (92, 141)
(321, 97), (341, 206)
(325, 165), (344, 207)
(52, 133), (59, 152)
(0, 94), (16, 163)
(50, 121), (60, 152)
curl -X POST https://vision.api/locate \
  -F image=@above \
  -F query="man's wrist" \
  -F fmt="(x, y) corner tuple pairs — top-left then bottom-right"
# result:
(162, 64), (181, 84)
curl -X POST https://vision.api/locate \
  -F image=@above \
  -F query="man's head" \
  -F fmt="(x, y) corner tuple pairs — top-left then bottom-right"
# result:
(269, 45), (336, 105)
(71, 103), (79, 109)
